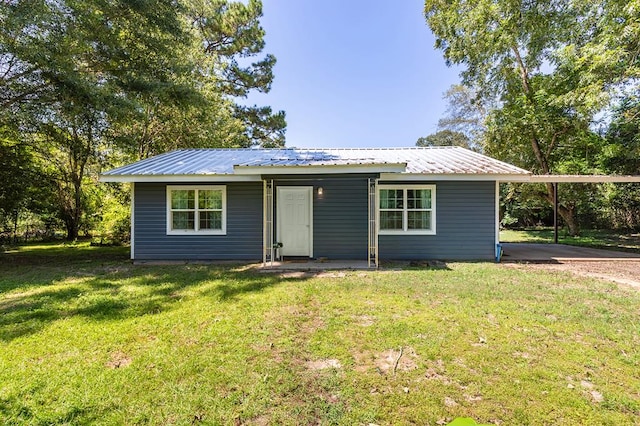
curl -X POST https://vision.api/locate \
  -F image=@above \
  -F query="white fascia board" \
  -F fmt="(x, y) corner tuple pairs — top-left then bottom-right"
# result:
(235, 163), (407, 175)
(380, 174), (640, 183)
(99, 174), (262, 183)
(529, 175), (640, 183)
(379, 173), (532, 182)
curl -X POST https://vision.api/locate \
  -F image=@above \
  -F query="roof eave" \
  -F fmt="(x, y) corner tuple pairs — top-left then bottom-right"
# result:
(379, 172), (532, 182)
(99, 174), (261, 183)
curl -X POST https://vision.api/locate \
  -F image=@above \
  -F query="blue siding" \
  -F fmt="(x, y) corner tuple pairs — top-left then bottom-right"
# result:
(272, 176), (371, 260)
(134, 182), (263, 260)
(378, 181), (496, 260)
(133, 179), (496, 261)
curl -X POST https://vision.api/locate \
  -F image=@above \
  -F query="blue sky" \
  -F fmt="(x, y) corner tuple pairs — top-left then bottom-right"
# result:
(244, 0), (462, 148)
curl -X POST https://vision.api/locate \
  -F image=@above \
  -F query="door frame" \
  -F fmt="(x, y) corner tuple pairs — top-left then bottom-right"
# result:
(276, 186), (313, 258)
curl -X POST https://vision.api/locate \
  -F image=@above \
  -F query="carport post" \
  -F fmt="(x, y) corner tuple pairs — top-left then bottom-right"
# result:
(553, 182), (558, 244)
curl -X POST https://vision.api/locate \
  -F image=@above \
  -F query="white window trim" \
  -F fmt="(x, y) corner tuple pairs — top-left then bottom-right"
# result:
(377, 184), (436, 235)
(166, 185), (227, 235)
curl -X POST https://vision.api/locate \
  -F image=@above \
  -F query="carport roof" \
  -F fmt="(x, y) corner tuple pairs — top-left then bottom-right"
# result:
(527, 175), (640, 183)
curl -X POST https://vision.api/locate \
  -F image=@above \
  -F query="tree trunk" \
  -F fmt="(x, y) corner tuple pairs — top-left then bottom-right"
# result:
(65, 218), (79, 241)
(12, 211), (18, 245)
(543, 182), (580, 236)
(70, 174), (82, 241)
(61, 125), (89, 241)
(559, 206), (580, 237)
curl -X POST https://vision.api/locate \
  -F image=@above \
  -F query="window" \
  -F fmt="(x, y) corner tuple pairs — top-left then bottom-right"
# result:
(378, 185), (435, 234)
(166, 186), (226, 235)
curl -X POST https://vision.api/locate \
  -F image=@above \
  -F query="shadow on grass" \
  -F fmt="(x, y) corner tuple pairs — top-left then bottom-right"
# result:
(1, 390), (109, 425)
(0, 248), (312, 342)
(379, 259), (452, 271)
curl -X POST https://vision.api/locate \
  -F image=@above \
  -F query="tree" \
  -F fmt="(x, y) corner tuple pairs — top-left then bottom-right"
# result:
(0, 126), (32, 240)
(106, 0), (286, 160)
(416, 130), (471, 149)
(599, 95), (640, 229)
(424, 0), (639, 235)
(187, 0), (287, 148)
(437, 84), (486, 150)
(1, 0), (286, 239)
(1, 0), (197, 239)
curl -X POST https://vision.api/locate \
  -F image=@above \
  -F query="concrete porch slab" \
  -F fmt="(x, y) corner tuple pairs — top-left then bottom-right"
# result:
(259, 259), (373, 270)
(501, 243), (640, 262)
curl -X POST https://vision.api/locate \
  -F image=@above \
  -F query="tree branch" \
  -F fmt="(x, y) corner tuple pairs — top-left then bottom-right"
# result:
(511, 45), (530, 95)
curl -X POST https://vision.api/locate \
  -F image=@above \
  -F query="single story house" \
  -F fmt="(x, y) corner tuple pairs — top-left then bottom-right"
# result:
(100, 147), (532, 265)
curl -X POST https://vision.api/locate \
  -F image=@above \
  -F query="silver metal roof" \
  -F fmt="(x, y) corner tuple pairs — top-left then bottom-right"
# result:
(101, 147), (531, 179)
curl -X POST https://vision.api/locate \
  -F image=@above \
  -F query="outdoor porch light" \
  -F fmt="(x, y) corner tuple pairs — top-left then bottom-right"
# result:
(317, 187), (323, 195)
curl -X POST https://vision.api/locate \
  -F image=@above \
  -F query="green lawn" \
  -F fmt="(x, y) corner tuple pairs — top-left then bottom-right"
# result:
(500, 229), (640, 252)
(1, 244), (640, 425)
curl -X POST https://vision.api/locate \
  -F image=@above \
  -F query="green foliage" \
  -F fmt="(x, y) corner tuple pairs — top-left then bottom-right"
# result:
(416, 130), (471, 149)
(233, 105), (287, 148)
(0, 126), (56, 242)
(0, 127), (31, 219)
(437, 84), (487, 150)
(425, 0), (640, 235)
(598, 96), (640, 229)
(0, 0), (285, 238)
(94, 185), (131, 244)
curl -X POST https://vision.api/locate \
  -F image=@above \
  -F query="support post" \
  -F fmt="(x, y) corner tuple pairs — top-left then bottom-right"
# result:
(553, 182), (558, 244)
(262, 179), (274, 266)
(130, 182), (135, 260)
(495, 181), (501, 262)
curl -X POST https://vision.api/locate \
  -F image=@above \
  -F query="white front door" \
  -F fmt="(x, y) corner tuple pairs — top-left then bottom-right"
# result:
(277, 186), (313, 257)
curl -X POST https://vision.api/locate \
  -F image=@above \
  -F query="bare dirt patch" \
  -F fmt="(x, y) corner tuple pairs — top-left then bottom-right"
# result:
(305, 359), (342, 370)
(424, 359), (453, 385)
(504, 261), (640, 290)
(106, 351), (132, 369)
(352, 346), (419, 374)
(376, 347), (418, 374)
(354, 315), (376, 327)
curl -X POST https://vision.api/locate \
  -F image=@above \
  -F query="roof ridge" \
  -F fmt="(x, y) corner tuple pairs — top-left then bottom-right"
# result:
(173, 146), (460, 151)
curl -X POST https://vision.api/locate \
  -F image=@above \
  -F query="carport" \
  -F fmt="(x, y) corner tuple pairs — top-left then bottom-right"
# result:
(500, 242), (640, 262)
(497, 174), (640, 262)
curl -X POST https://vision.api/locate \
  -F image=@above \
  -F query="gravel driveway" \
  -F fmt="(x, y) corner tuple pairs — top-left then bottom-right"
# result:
(504, 261), (640, 289)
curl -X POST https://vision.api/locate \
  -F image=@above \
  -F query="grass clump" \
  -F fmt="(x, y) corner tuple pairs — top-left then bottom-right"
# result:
(1, 244), (639, 424)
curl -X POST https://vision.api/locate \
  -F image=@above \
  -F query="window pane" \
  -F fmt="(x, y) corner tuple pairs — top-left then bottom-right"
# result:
(199, 190), (222, 210)
(199, 211), (222, 230)
(380, 189), (403, 209)
(172, 211), (194, 230)
(380, 211), (403, 230)
(171, 190), (195, 209)
(407, 189), (431, 209)
(408, 211), (431, 230)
